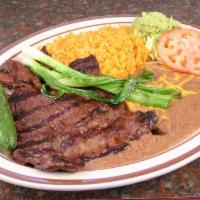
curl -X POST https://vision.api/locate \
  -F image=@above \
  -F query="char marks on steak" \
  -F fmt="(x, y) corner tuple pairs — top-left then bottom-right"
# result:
(0, 56), (160, 172)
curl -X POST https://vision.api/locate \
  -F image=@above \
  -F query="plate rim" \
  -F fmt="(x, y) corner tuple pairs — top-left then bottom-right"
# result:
(0, 14), (200, 191)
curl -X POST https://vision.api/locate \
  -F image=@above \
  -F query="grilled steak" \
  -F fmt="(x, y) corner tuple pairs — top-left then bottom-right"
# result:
(0, 60), (41, 89)
(0, 56), (160, 172)
(69, 54), (100, 75)
(41, 46), (51, 56)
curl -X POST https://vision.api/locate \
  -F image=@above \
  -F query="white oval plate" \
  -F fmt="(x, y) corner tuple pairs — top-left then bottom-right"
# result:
(0, 15), (200, 191)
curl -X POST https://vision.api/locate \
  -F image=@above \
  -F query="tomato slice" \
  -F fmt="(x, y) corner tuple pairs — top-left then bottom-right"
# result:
(157, 29), (200, 75)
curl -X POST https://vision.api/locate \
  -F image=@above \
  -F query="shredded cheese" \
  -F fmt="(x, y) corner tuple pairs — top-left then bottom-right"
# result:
(158, 74), (196, 97)
(127, 71), (197, 118)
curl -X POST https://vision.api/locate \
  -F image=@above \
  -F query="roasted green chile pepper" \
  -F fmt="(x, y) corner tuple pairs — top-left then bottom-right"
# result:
(0, 84), (17, 150)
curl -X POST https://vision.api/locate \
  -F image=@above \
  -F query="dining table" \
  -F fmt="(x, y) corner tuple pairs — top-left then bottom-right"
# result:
(0, 0), (200, 199)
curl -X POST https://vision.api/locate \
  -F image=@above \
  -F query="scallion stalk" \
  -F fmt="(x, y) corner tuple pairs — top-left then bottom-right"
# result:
(20, 47), (181, 108)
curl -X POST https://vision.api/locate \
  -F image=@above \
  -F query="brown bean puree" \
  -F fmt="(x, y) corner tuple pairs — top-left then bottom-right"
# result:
(84, 65), (200, 170)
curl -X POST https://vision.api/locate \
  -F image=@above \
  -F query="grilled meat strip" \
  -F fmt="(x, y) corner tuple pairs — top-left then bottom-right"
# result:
(0, 60), (41, 89)
(0, 56), (160, 172)
(69, 54), (100, 75)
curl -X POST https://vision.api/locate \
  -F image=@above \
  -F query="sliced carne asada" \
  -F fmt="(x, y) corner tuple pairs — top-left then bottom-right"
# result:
(13, 108), (158, 171)
(0, 55), (161, 171)
(69, 54), (100, 75)
(0, 60), (41, 89)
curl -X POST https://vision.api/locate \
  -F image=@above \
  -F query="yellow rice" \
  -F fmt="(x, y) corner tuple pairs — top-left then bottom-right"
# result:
(46, 26), (148, 79)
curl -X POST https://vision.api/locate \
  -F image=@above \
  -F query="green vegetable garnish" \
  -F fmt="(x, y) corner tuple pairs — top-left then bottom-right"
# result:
(0, 84), (17, 150)
(132, 11), (181, 60)
(20, 46), (181, 108)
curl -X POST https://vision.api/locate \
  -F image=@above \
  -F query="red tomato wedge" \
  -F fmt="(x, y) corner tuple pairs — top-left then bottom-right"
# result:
(157, 29), (200, 75)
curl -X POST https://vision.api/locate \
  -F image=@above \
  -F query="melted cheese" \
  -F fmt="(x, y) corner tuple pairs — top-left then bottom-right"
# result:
(160, 113), (168, 120)
(126, 101), (169, 120)
(158, 73), (196, 96)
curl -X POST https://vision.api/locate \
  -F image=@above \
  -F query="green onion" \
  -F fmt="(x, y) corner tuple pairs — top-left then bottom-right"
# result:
(20, 46), (181, 108)
(136, 83), (181, 98)
(41, 84), (64, 100)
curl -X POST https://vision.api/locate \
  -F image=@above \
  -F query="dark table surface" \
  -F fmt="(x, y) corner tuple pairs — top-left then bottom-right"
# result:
(0, 0), (200, 199)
